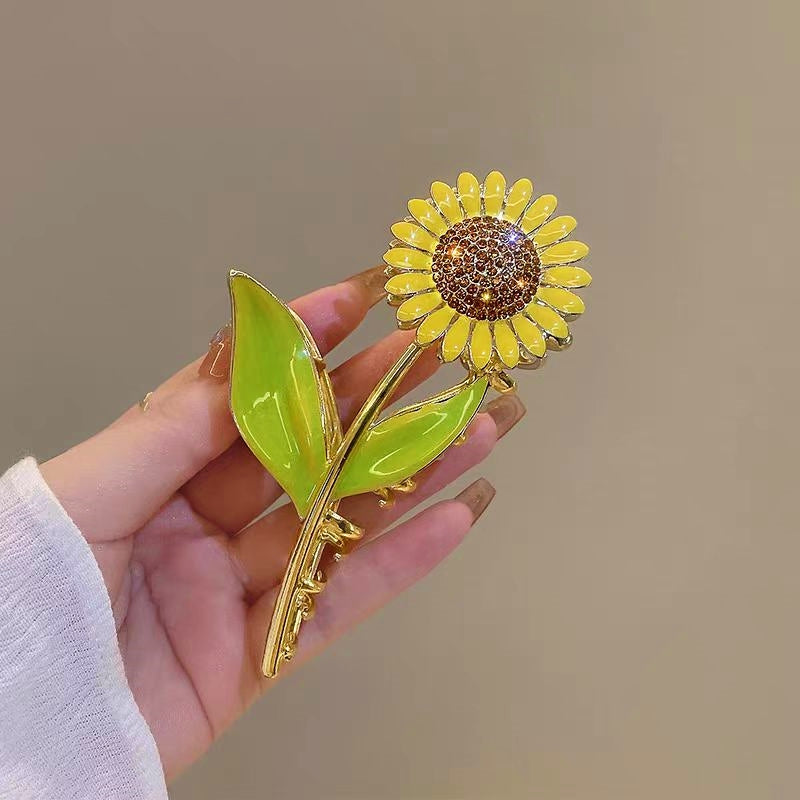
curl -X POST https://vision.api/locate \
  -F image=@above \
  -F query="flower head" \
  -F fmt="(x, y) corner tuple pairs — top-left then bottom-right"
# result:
(384, 171), (591, 374)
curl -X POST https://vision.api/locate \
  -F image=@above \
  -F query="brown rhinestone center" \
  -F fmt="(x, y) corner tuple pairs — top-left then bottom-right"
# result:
(431, 216), (540, 321)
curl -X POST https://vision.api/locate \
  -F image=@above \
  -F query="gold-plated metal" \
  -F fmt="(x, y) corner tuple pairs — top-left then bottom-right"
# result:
(226, 170), (592, 679)
(373, 477), (417, 508)
(261, 342), (423, 677)
(139, 392), (154, 412)
(489, 371), (516, 393)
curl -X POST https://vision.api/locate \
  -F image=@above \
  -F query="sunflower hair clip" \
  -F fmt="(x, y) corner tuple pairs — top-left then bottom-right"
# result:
(227, 170), (591, 677)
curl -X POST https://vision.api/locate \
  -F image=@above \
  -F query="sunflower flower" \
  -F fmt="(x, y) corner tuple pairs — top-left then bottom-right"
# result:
(384, 171), (591, 374)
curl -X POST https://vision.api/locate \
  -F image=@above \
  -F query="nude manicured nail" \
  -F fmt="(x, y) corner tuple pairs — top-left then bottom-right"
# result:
(485, 393), (526, 438)
(199, 323), (232, 379)
(347, 265), (387, 307)
(455, 477), (496, 524)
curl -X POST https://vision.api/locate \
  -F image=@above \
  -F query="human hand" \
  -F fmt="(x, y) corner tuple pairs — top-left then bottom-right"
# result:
(40, 267), (525, 780)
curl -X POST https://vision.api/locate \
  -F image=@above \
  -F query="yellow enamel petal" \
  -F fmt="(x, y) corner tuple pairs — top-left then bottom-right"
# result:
(383, 247), (432, 271)
(493, 320), (520, 367)
(408, 199), (448, 236)
(441, 314), (471, 361)
(470, 320), (493, 370)
(385, 272), (435, 297)
(457, 172), (481, 217)
(533, 216), (577, 248)
(391, 221), (438, 253)
(396, 291), (442, 323)
(502, 178), (533, 223)
(539, 240), (590, 265)
(483, 170), (506, 217)
(512, 313), (546, 357)
(520, 194), (557, 234)
(431, 181), (464, 224)
(526, 302), (569, 338)
(536, 286), (585, 315)
(416, 306), (455, 345)
(541, 266), (592, 288)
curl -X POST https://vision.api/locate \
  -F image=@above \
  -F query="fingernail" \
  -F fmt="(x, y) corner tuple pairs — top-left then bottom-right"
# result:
(347, 265), (387, 307)
(199, 323), (232, 379)
(455, 477), (496, 524)
(485, 393), (526, 438)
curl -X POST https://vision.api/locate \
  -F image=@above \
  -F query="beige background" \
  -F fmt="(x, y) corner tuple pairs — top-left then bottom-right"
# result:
(1, 1), (798, 798)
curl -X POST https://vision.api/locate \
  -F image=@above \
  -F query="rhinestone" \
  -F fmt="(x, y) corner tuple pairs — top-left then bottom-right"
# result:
(431, 216), (540, 321)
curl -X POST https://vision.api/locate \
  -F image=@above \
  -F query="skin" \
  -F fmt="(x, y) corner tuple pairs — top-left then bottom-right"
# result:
(40, 271), (513, 781)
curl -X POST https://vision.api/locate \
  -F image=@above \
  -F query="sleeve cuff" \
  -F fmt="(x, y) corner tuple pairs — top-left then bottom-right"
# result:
(0, 458), (168, 800)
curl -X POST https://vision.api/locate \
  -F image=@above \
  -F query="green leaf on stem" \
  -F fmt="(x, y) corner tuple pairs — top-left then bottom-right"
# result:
(229, 272), (336, 517)
(333, 376), (489, 500)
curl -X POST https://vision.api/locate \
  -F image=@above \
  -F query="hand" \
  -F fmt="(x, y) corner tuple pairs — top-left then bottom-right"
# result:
(40, 268), (525, 780)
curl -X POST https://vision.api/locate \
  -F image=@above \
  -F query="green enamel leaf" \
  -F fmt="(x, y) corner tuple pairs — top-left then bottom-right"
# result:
(333, 377), (489, 500)
(229, 272), (333, 517)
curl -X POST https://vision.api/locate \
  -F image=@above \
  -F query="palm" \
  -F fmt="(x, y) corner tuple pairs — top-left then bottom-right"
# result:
(40, 272), (507, 781)
(116, 497), (251, 778)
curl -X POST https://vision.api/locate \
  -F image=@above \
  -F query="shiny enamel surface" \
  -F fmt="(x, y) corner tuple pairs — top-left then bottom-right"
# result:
(512, 313), (546, 356)
(470, 320), (493, 369)
(539, 240), (590, 265)
(384, 247), (432, 271)
(503, 178), (533, 223)
(391, 221), (438, 253)
(431, 181), (464, 224)
(408, 198), (448, 236)
(536, 286), (586, 315)
(385, 272), (435, 296)
(396, 291), (442, 323)
(416, 306), (456, 344)
(457, 172), (481, 216)
(229, 273), (329, 517)
(493, 320), (520, 367)
(334, 377), (489, 498)
(541, 266), (592, 288)
(441, 314), (471, 361)
(533, 216), (577, 248)
(483, 170), (506, 216)
(526, 301), (570, 338)
(520, 194), (557, 233)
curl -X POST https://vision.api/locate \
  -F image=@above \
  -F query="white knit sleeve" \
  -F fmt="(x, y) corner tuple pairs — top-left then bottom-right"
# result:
(0, 458), (168, 800)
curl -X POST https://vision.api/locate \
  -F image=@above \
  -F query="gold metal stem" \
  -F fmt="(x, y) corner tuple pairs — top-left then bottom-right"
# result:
(262, 341), (424, 677)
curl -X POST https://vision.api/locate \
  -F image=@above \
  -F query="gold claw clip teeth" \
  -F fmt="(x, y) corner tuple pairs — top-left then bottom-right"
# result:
(300, 573), (326, 594)
(489, 371), (516, 393)
(374, 477), (417, 508)
(320, 510), (364, 560)
(452, 432), (468, 447)
(374, 487), (394, 508)
(392, 477), (417, 495)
